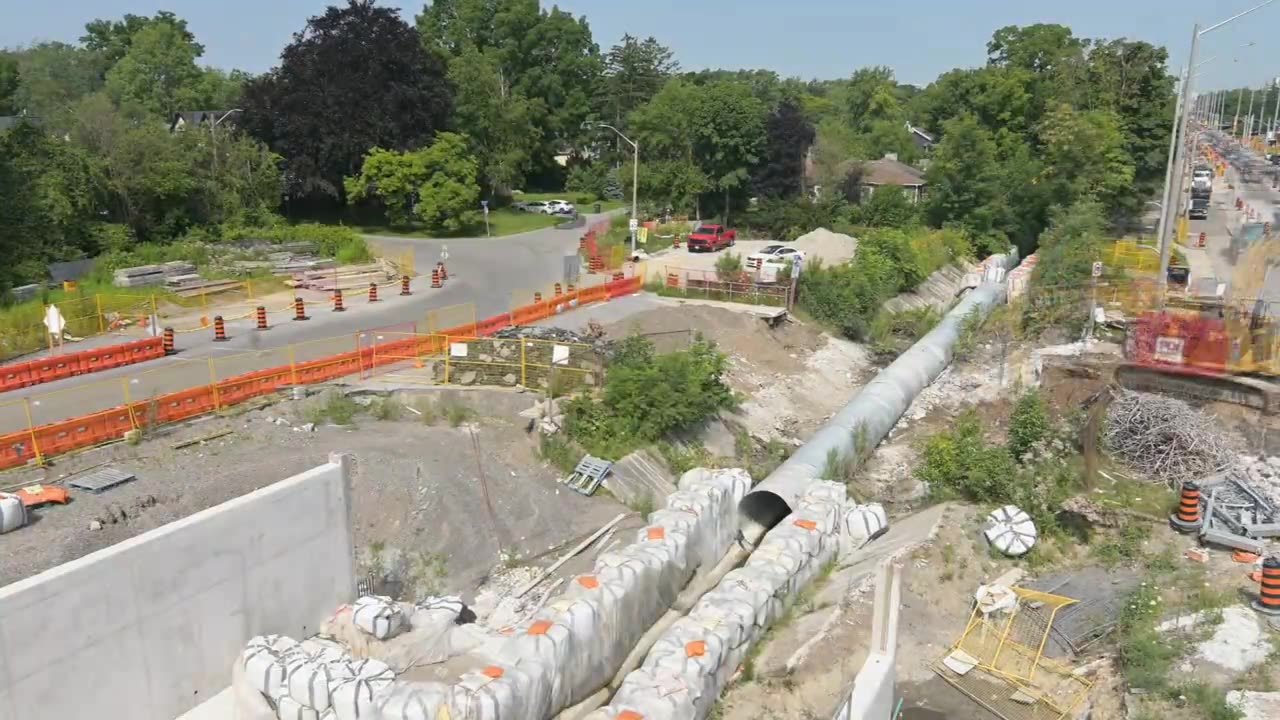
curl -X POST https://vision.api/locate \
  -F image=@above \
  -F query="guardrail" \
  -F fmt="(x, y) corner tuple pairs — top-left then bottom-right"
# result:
(0, 337), (166, 393)
(0, 276), (641, 471)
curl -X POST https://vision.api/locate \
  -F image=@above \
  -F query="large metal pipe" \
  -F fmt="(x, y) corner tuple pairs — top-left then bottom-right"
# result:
(739, 253), (1018, 532)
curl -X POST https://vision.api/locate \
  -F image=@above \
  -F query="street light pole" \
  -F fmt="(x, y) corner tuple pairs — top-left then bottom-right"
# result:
(1271, 79), (1280, 136)
(585, 121), (641, 256)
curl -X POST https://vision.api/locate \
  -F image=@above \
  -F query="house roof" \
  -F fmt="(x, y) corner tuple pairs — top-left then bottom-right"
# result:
(861, 156), (926, 187)
(170, 110), (241, 130)
(906, 123), (935, 144)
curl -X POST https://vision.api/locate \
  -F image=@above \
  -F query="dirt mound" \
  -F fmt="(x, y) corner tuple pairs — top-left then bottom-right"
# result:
(792, 227), (858, 264)
(603, 304), (824, 374)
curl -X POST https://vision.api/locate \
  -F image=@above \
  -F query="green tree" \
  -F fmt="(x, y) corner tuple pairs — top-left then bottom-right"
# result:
(243, 0), (452, 200)
(80, 11), (202, 74)
(417, 0), (602, 164)
(345, 147), (430, 227)
(1037, 104), (1134, 214)
(849, 183), (918, 227)
(447, 47), (536, 195)
(0, 53), (19, 115)
(0, 122), (103, 284)
(105, 21), (203, 118)
(923, 115), (1005, 243)
(345, 132), (480, 232)
(597, 34), (679, 129)
(11, 42), (104, 120)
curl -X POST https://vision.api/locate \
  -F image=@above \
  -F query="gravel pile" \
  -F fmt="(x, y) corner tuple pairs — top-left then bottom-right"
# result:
(791, 228), (858, 265)
(1237, 455), (1280, 507)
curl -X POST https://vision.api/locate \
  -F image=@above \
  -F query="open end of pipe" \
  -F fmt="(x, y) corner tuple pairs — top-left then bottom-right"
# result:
(738, 490), (793, 535)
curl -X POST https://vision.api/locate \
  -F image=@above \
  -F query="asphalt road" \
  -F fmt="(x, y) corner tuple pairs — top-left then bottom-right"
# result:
(1184, 140), (1280, 302)
(0, 212), (617, 435)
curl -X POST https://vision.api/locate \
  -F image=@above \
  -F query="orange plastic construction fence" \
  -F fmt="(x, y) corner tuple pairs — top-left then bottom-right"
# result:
(0, 276), (642, 470)
(0, 336), (165, 393)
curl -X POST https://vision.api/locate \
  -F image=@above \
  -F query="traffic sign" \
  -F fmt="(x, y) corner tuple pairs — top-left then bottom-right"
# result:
(1091, 261), (1103, 278)
(628, 218), (638, 232)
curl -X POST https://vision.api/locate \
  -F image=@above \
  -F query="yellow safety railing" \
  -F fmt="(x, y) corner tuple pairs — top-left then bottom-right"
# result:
(933, 587), (1091, 720)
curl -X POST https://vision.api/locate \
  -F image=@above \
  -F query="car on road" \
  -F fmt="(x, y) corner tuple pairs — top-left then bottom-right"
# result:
(520, 200), (549, 213)
(746, 244), (805, 269)
(686, 224), (736, 252)
(1188, 197), (1210, 220)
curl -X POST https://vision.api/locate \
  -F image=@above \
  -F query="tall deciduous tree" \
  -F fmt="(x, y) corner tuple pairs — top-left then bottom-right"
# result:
(0, 53), (20, 115)
(11, 42), (104, 120)
(924, 115), (1005, 243)
(753, 98), (814, 198)
(417, 0), (602, 166)
(105, 22), (203, 118)
(243, 0), (452, 200)
(81, 11), (202, 74)
(0, 122), (103, 283)
(1037, 104), (1134, 214)
(447, 47), (536, 195)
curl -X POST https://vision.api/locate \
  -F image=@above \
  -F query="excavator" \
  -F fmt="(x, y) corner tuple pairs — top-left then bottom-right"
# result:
(1116, 235), (1280, 413)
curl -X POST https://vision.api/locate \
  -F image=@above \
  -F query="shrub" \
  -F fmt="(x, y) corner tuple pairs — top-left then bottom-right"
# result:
(714, 252), (744, 281)
(917, 408), (1074, 530)
(563, 336), (737, 460)
(1007, 390), (1050, 461)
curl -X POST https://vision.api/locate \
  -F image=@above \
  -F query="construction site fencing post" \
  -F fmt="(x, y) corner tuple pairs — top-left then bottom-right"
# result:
(22, 397), (42, 466)
(207, 358), (221, 410)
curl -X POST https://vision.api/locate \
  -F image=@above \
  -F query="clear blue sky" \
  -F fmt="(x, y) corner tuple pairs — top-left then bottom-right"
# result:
(0, 0), (1275, 91)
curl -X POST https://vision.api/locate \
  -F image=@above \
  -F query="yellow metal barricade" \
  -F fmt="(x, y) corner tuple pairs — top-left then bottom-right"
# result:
(932, 587), (1091, 720)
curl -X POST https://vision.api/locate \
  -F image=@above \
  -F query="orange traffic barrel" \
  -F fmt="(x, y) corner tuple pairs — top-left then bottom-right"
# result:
(293, 297), (309, 321)
(431, 268), (442, 288)
(534, 291), (542, 303)
(437, 261), (448, 280)
(368, 282), (379, 303)
(213, 315), (229, 342)
(554, 283), (563, 297)
(612, 271), (624, 281)
(255, 306), (267, 330)
(332, 289), (346, 312)
(1170, 480), (1202, 533)
(400, 275), (412, 296)
(567, 283), (576, 293)
(162, 327), (175, 355)
(1253, 556), (1280, 616)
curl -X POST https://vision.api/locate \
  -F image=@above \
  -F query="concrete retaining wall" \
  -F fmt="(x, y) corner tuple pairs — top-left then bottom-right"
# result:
(0, 453), (356, 720)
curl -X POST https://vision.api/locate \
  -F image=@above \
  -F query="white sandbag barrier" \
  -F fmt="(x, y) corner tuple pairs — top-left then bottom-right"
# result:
(236, 633), (396, 720)
(0, 492), (27, 534)
(586, 481), (848, 720)
(839, 502), (888, 557)
(232, 468), (751, 720)
(352, 595), (406, 640)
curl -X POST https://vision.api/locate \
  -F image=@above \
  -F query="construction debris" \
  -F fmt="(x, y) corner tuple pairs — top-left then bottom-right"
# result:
(984, 505), (1037, 556)
(1197, 471), (1280, 550)
(1104, 390), (1239, 485)
(112, 261), (197, 288)
(67, 467), (136, 494)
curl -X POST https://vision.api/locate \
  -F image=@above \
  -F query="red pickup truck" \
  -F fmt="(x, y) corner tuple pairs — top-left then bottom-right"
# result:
(686, 224), (736, 253)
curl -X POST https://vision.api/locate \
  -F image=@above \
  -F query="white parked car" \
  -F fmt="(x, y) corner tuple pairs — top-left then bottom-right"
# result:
(521, 200), (549, 213)
(746, 245), (805, 269)
(544, 199), (576, 215)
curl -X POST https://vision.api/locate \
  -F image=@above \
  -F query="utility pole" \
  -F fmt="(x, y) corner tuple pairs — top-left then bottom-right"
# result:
(1247, 87), (1257, 140)
(1271, 78), (1280, 137)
